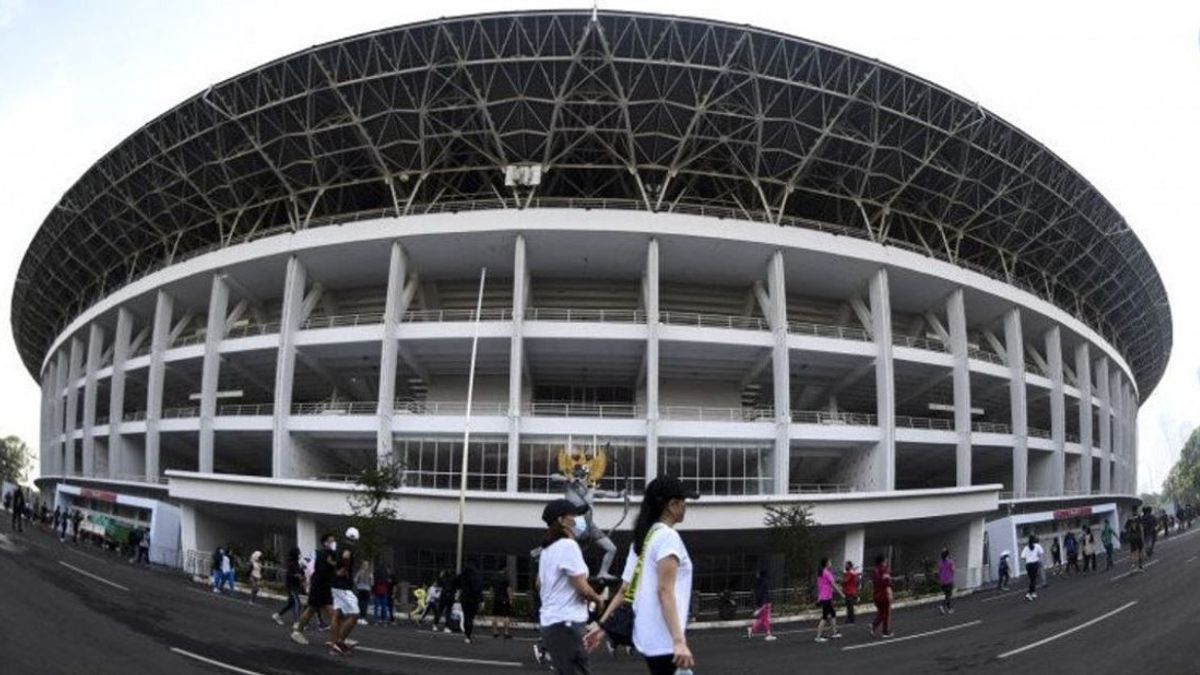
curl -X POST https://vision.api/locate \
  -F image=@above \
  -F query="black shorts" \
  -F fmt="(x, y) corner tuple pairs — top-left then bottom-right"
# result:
(308, 586), (333, 609)
(1129, 538), (1143, 552)
(493, 600), (512, 617)
(819, 600), (836, 619)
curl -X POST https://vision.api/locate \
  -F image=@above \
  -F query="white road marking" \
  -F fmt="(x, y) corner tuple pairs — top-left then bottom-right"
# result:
(1109, 559), (1159, 582)
(1187, 556), (1197, 564)
(170, 647), (265, 675)
(996, 600), (1138, 659)
(356, 645), (524, 667)
(981, 590), (1022, 603)
(58, 560), (130, 591)
(840, 620), (981, 651)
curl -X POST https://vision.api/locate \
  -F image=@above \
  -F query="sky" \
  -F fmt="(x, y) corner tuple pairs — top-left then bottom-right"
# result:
(0, 0), (1197, 493)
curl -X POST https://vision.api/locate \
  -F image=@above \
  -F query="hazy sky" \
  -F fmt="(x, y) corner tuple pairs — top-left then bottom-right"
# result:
(1, 0), (1197, 493)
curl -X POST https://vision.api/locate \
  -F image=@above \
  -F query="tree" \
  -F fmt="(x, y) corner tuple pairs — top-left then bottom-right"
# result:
(346, 456), (406, 563)
(763, 503), (817, 590)
(0, 436), (34, 484)
(1164, 427), (1200, 507)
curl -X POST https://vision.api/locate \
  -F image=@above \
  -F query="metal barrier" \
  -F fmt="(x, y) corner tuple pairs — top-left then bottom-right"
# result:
(659, 406), (774, 422)
(894, 415), (954, 431)
(401, 308), (513, 323)
(893, 335), (949, 352)
(291, 401), (377, 415)
(301, 312), (386, 330)
(524, 402), (643, 418)
(972, 421), (1012, 434)
(525, 307), (645, 323)
(225, 321), (282, 339)
(161, 406), (200, 419)
(792, 410), (878, 426)
(787, 483), (853, 494)
(788, 320), (871, 341)
(658, 311), (769, 331)
(217, 403), (274, 416)
(393, 400), (508, 416)
(967, 346), (1006, 366)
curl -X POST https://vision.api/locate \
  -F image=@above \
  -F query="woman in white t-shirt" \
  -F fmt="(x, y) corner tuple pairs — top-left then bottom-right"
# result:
(1019, 535), (1044, 601)
(537, 498), (606, 675)
(588, 476), (699, 675)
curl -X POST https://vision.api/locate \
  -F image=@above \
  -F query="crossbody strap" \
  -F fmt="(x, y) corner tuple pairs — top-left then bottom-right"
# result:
(624, 523), (666, 603)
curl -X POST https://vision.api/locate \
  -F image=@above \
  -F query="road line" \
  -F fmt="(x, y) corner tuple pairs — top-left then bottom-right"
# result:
(1187, 556), (1197, 564)
(356, 645), (523, 667)
(997, 600), (1138, 659)
(981, 590), (1022, 603)
(170, 647), (265, 675)
(1109, 559), (1159, 582)
(58, 560), (130, 591)
(841, 620), (981, 651)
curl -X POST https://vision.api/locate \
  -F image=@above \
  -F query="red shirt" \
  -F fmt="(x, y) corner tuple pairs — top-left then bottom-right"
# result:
(871, 564), (891, 602)
(842, 569), (859, 596)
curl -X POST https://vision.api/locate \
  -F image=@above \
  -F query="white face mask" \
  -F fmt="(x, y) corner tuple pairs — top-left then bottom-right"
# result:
(326, 540), (337, 551)
(572, 517), (588, 538)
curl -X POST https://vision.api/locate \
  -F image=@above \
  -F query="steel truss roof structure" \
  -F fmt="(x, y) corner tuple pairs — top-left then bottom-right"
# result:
(12, 10), (1170, 393)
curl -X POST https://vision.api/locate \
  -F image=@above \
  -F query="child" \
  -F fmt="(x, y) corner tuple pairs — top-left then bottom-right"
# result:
(842, 561), (859, 624)
(411, 584), (428, 621)
(814, 558), (845, 643)
(747, 569), (775, 641)
(937, 548), (955, 614)
(997, 551), (1011, 591)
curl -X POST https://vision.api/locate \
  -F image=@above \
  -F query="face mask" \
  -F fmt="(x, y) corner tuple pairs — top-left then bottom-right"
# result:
(326, 540), (337, 551)
(572, 518), (588, 538)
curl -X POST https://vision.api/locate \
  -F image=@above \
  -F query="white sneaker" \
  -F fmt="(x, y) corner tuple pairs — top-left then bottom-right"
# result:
(831, 633), (843, 639)
(443, 627), (452, 634)
(815, 636), (828, 643)
(764, 635), (777, 642)
(939, 606), (946, 615)
(357, 618), (367, 626)
(271, 614), (284, 626)
(345, 639), (358, 648)
(290, 630), (309, 645)
(1031, 593), (1038, 599)
(746, 626), (753, 639)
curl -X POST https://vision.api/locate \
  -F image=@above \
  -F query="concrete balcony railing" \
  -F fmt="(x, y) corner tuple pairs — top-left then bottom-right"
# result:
(172, 332), (208, 347)
(894, 415), (954, 431)
(972, 420), (1012, 434)
(524, 402), (643, 418)
(658, 311), (769, 331)
(394, 400), (507, 416)
(892, 335), (949, 352)
(967, 346), (1006, 366)
(161, 406), (200, 419)
(1029, 427), (1052, 440)
(659, 406), (775, 422)
(788, 320), (870, 342)
(217, 403), (274, 416)
(525, 307), (646, 323)
(225, 321), (282, 339)
(123, 410), (148, 422)
(793, 410), (878, 426)
(292, 401), (377, 416)
(402, 307), (513, 323)
(301, 312), (385, 330)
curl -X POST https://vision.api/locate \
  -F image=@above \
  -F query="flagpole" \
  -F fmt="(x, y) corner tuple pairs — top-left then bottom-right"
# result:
(455, 267), (487, 574)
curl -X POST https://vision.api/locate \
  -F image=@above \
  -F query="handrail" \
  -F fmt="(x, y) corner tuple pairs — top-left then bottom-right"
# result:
(892, 335), (949, 352)
(217, 402), (274, 416)
(301, 312), (385, 330)
(658, 311), (769, 331)
(967, 346), (1006, 366)
(225, 321), (281, 339)
(792, 410), (878, 426)
(524, 402), (642, 418)
(525, 307), (645, 323)
(291, 401), (377, 416)
(401, 307), (512, 323)
(393, 400), (508, 416)
(122, 410), (147, 422)
(972, 421), (1012, 434)
(161, 406), (200, 419)
(894, 415), (954, 430)
(788, 320), (871, 341)
(659, 406), (775, 422)
(788, 483), (853, 494)
(172, 332), (208, 347)
(1029, 427), (1052, 440)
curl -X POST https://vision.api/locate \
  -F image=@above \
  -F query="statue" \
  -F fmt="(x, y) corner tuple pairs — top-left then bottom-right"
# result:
(552, 444), (622, 580)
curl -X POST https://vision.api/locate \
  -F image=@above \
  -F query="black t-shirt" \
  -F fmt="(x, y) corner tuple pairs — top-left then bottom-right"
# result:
(311, 547), (338, 590)
(331, 545), (356, 590)
(492, 575), (510, 600)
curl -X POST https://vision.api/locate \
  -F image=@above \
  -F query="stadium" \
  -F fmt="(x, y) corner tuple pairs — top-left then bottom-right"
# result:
(15, 10), (1168, 591)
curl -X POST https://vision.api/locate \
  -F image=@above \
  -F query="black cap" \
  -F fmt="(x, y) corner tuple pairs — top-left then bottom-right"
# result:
(646, 475), (700, 500)
(542, 498), (589, 525)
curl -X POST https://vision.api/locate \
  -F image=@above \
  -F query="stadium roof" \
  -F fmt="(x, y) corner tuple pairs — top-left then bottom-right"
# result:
(12, 9), (1170, 395)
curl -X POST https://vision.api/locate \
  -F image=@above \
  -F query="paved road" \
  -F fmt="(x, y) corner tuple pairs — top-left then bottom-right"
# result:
(2, 516), (1199, 674)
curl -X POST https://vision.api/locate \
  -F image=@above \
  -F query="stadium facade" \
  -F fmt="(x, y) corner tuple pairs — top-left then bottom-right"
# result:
(15, 10), (1168, 589)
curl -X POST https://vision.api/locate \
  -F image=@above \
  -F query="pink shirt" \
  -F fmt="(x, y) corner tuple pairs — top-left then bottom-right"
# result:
(817, 568), (836, 601)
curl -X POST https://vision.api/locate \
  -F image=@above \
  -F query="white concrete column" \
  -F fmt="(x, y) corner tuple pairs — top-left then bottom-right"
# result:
(82, 323), (104, 477)
(39, 367), (52, 477)
(146, 291), (174, 482)
(273, 256), (307, 478)
(180, 503), (198, 564)
(108, 308), (132, 479)
(296, 514), (318, 558)
(955, 516), (986, 588)
(1045, 327), (1065, 495)
(870, 269), (895, 491)
(378, 243), (409, 467)
(1096, 358), (1112, 493)
(1004, 309), (1028, 497)
(1075, 343), (1093, 493)
(947, 289), (971, 487)
(1110, 371), (1124, 494)
(768, 250), (791, 494)
(507, 236), (527, 493)
(842, 527), (866, 570)
(52, 351), (67, 476)
(645, 239), (661, 481)
(199, 275), (230, 473)
(64, 337), (83, 475)
(1129, 385), (1138, 495)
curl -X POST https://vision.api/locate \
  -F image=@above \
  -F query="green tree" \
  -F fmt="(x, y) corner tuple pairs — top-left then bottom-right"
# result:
(346, 456), (406, 563)
(1164, 427), (1200, 506)
(0, 436), (34, 484)
(763, 503), (817, 590)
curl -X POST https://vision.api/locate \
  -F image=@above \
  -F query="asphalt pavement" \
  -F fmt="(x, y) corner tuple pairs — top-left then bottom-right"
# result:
(2, 514), (1199, 674)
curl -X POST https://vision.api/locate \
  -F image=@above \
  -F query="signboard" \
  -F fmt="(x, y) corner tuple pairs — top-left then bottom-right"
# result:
(80, 489), (118, 503)
(1053, 506), (1093, 521)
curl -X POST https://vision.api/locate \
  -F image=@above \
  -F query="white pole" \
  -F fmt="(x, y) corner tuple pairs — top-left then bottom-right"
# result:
(456, 267), (487, 574)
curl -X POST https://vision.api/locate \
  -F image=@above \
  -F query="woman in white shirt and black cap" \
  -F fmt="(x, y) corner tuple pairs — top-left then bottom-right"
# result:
(588, 475), (699, 674)
(537, 497), (606, 675)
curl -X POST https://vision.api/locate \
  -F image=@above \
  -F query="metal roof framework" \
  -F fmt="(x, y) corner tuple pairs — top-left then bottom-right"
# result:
(12, 10), (1170, 394)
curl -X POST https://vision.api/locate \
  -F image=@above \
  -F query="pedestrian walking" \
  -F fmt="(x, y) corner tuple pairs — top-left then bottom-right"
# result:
(328, 527), (363, 655)
(869, 554), (893, 638)
(1140, 508), (1158, 558)
(210, 547), (224, 592)
(272, 547), (304, 626)
(371, 566), (390, 625)
(1125, 518), (1144, 570)
(535, 497), (604, 675)
(411, 583), (429, 622)
(354, 560), (372, 626)
(291, 532), (339, 645)
(1050, 536), (1062, 574)
(249, 551), (263, 604)
(1063, 532), (1080, 574)
(1081, 528), (1097, 572)
(138, 529), (151, 565)
(59, 508), (69, 541)
(71, 509), (82, 543)
(747, 568), (775, 640)
(842, 561), (859, 624)
(418, 578), (441, 626)
(458, 564), (484, 644)
(217, 547), (236, 594)
(1100, 520), (1116, 570)
(937, 549), (955, 614)
(385, 565), (397, 625)
(1020, 535), (1044, 600)
(997, 551), (1011, 591)
(439, 569), (460, 633)
(814, 557), (845, 643)
(10, 488), (24, 533)
(491, 568), (514, 639)
(587, 476), (698, 675)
